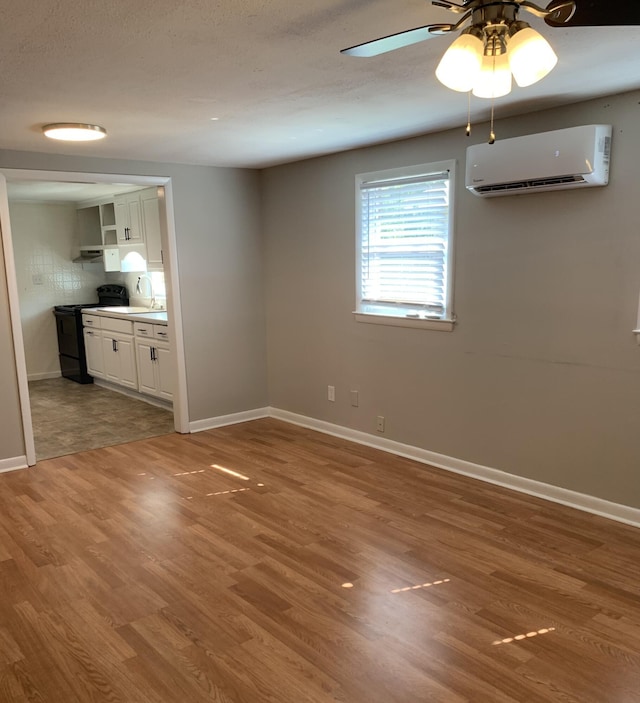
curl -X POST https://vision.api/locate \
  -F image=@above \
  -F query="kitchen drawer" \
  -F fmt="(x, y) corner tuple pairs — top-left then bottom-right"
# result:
(100, 317), (134, 335)
(134, 322), (154, 338)
(153, 325), (169, 342)
(82, 314), (102, 329)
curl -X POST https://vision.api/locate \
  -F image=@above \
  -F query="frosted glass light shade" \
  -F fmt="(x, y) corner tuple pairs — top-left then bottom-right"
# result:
(435, 33), (484, 92)
(472, 53), (512, 98)
(42, 123), (107, 141)
(508, 27), (557, 87)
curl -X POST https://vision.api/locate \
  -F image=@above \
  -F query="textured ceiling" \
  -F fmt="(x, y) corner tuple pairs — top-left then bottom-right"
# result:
(1, 0), (639, 168)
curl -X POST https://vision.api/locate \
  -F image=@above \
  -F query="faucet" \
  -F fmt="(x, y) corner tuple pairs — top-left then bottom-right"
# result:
(136, 274), (155, 309)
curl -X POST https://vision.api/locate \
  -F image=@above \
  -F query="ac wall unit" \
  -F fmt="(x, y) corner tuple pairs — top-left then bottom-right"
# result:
(465, 124), (612, 198)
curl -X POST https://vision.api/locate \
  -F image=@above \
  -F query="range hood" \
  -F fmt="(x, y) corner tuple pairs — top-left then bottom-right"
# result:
(74, 245), (106, 263)
(73, 245), (121, 272)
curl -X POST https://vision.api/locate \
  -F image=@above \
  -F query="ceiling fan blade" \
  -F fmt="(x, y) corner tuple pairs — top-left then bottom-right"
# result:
(341, 24), (453, 57)
(545, 0), (640, 27)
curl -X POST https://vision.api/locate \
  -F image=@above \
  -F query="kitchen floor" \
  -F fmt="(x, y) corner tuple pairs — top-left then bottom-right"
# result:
(29, 377), (175, 461)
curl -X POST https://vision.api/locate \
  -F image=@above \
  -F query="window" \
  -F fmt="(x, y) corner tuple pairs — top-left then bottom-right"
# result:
(355, 160), (456, 331)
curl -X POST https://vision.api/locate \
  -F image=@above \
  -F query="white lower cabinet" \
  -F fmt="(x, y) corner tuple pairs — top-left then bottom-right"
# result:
(135, 335), (173, 401)
(102, 333), (137, 389)
(83, 313), (172, 402)
(155, 344), (173, 400)
(136, 340), (157, 396)
(83, 328), (105, 378)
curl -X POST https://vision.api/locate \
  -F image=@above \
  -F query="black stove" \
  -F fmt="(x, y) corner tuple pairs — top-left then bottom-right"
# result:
(54, 303), (100, 314)
(53, 285), (129, 383)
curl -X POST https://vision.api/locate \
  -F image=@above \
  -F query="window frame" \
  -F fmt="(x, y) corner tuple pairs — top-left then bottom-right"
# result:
(354, 160), (456, 331)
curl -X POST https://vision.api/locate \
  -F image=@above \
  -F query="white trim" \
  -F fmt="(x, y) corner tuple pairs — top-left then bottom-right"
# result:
(0, 456), (28, 473)
(0, 168), (191, 466)
(268, 407), (640, 530)
(0, 169), (168, 187)
(158, 183), (189, 433)
(190, 407), (270, 433)
(353, 312), (455, 331)
(0, 175), (37, 465)
(28, 371), (61, 381)
(355, 160), (457, 324)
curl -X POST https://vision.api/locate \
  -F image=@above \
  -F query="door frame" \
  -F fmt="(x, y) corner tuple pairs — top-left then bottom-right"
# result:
(0, 168), (190, 467)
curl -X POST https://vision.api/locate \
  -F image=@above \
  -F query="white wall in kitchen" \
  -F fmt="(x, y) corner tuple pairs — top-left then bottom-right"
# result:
(9, 200), (108, 380)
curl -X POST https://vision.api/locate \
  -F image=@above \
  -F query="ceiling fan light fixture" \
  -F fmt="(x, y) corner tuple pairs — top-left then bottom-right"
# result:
(508, 23), (558, 87)
(472, 52), (512, 99)
(435, 29), (484, 92)
(42, 123), (107, 142)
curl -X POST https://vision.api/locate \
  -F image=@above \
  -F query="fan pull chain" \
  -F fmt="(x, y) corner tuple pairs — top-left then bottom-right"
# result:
(466, 91), (471, 137)
(488, 54), (496, 144)
(489, 99), (496, 144)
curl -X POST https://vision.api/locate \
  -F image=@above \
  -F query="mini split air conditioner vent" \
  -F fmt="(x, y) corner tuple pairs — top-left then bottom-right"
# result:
(466, 125), (612, 198)
(473, 174), (587, 195)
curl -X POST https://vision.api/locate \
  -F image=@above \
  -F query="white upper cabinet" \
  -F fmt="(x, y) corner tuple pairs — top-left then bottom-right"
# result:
(114, 192), (144, 244)
(113, 187), (163, 271)
(140, 188), (164, 271)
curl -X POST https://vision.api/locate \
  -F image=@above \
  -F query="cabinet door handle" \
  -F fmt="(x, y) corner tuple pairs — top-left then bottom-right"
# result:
(149, 347), (154, 362)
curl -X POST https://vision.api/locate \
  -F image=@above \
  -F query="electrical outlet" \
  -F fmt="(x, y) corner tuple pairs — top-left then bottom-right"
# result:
(350, 390), (359, 407)
(328, 385), (335, 402)
(376, 416), (385, 433)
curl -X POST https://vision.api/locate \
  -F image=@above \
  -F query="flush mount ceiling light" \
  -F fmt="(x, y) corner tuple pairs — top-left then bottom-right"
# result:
(42, 123), (107, 142)
(341, 0), (640, 99)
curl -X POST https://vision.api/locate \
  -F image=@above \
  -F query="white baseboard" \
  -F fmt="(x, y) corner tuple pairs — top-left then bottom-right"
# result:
(0, 456), (28, 473)
(189, 407), (270, 433)
(269, 407), (640, 530)
(28, 371), (61, 381)
(94, 379), (173, 411)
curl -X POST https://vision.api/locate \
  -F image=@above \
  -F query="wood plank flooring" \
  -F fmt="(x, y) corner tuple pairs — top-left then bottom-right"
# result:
(0, 418), (639, 702)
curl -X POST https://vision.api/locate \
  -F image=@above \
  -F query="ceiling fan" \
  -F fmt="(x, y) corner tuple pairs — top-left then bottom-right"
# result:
(341, 0), (640, 98)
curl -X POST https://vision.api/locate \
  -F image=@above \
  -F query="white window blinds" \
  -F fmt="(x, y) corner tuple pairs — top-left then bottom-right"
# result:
(359, 170), (451, 316)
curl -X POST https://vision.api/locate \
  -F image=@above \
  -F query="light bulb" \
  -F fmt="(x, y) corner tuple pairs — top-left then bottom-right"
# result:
(435, 31), (484, 92)
(472, 53), (512, 99)
(508, 25), (557, 87)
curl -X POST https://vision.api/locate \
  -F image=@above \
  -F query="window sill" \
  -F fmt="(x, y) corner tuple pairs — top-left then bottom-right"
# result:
(353, 311), (455, 331)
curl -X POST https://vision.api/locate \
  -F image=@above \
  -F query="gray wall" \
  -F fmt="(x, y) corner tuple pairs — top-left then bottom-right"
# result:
(0, 151), (268, 461)
(262, 90), (640, 508)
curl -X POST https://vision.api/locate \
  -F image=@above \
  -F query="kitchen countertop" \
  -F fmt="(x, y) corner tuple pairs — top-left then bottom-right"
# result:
(82, 307), (168, 324)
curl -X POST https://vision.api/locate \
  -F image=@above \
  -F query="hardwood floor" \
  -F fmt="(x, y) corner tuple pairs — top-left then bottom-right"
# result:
(0, 418), (639, 702)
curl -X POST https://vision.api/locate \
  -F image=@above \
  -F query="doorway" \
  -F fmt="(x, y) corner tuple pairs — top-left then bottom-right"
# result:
(0, 169), (189, 466)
